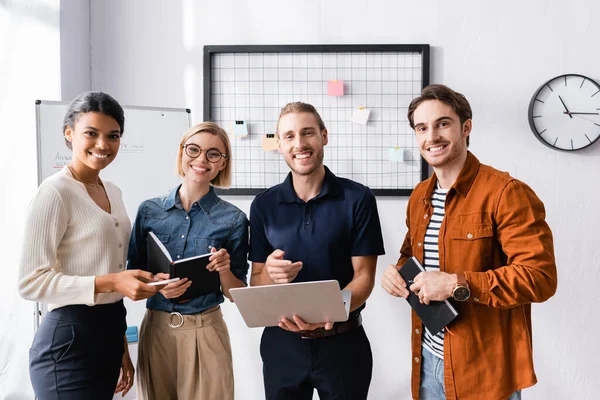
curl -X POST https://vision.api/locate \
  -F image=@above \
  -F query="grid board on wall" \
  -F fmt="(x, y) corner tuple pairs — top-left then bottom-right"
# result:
(203, 45), (430, 196)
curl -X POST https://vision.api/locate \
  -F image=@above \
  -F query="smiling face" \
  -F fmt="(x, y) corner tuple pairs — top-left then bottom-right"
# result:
(180, 131), (227, 187)
(277, 112), (328, 176)
(64, 112), (121, 172)
(413, 100), (471, 171)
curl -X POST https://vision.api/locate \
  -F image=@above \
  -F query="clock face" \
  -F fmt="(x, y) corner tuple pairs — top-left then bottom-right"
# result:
(528, 74), (600, 151)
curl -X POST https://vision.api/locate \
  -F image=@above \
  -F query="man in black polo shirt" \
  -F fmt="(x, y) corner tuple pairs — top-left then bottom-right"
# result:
(249, 101), (385, 399)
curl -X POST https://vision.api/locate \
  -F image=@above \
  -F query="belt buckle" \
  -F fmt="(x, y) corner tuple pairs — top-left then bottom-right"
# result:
(301, 328), (325, 339)
(300, 330), (314, 339)
(168, 311), (184, 328)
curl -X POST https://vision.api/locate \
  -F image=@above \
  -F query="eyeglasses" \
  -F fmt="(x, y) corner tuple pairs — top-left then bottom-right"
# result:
(182, 144), (228, 163)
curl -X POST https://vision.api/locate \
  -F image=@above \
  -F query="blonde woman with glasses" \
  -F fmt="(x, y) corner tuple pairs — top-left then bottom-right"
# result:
(127, 122), (249, 400)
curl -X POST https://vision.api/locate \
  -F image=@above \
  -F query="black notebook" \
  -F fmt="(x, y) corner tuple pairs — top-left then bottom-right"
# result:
(398, 256), (459, 335)
(146, 231), (221, 301)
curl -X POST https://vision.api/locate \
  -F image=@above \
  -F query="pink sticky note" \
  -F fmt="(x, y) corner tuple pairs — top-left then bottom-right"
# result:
(327, 80), (344, 96)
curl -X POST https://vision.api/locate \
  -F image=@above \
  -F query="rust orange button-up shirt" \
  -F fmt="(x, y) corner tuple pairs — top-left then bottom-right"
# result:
(398, 152), (557, 400)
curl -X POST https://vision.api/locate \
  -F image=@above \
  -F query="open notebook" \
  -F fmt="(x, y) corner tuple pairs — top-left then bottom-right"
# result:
(147, 231), (220, 301)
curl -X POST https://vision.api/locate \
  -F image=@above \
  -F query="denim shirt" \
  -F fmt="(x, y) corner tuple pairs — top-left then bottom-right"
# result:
(127, 185), (249, 314)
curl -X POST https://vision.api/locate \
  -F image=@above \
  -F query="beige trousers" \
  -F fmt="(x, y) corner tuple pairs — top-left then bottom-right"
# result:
(136, 306), (234, 400)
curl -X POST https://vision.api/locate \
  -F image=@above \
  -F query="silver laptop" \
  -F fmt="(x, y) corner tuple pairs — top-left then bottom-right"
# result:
(230, 280), (351, 328)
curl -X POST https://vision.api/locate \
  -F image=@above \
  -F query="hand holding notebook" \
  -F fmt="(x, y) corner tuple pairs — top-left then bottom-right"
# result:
(398, 257), (459, 335)
(146, 231), (221, 301)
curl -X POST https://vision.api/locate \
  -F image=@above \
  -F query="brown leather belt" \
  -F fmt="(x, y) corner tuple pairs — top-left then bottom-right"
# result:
(300, 314), (362, 339)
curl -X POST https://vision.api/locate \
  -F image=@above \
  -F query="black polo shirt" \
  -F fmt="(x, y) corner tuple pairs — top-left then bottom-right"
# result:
(249, 166), (385, 314)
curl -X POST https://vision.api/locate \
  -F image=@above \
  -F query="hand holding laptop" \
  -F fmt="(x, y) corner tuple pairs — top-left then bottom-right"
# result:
(230, 281), (352, 328)
(279, 315), (334, 332)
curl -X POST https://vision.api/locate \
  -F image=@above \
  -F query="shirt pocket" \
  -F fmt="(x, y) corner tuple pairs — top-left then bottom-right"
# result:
(449, 224), (494, 271)
(195, 237), (224, 255)
(151, 232), (170, 245)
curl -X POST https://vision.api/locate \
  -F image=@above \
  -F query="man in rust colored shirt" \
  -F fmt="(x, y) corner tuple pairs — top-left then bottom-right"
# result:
(381, 84), (557, 400)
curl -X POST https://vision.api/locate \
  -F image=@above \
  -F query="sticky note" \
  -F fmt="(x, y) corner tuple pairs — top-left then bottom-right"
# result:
(262, 133), (279, 151)
(327, 80), (344, 96)
(126, 326), (138, 343)
(388, 147), (405, 162)
(233, 120), (248, 137)
(351, 108), (371, 125)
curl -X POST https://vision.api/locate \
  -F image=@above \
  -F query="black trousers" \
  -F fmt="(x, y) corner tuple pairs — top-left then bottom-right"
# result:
(29, 300), (127, 400)
(260, 324), (373, 400)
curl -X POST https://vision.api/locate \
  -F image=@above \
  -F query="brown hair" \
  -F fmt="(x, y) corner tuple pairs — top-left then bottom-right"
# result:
(177, 122), (232, 188)
(276, 102), (326, 135)
(407, 84), (472, 146)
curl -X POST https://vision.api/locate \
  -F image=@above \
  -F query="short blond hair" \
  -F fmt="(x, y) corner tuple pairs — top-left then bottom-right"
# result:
(276, 102), (326, 136)
(177, 122), (232, 188)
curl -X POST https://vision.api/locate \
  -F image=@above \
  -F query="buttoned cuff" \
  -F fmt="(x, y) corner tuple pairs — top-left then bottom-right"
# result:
(463, 271), (491, 305)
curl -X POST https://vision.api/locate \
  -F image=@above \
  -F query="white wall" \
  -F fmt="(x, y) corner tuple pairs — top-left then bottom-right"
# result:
(59, 0), (91, 99)
(0, 1), (62, 399)
(3, 0), (599, 399)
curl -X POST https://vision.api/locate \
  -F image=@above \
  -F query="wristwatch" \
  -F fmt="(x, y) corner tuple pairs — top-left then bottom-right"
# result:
(452, 273), (471, 301)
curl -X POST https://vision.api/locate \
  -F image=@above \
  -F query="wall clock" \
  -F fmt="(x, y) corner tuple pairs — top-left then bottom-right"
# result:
(528, 73), (600, 151)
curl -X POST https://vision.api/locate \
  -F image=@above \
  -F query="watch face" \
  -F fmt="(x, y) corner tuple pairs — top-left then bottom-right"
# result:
(453, 286), (470, 301)
(528, 74), (600, 151)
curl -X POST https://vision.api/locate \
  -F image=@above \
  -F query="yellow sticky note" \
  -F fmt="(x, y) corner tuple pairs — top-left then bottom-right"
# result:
(262, 134), (278, 151)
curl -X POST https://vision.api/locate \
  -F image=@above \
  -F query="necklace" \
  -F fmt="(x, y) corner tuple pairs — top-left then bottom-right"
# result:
(67, 165), (103, 188)
(67, 165), (111, 213)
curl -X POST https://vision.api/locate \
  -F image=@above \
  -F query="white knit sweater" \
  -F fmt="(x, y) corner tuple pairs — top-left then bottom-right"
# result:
(18, 167), (131, 311)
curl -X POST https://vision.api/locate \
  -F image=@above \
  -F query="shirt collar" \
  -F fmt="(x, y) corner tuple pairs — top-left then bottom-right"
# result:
(452, 151), (480, 197)
(276, 165), (343, 203)
(422, 151), (481, 201)
(163, 184), (220, 212)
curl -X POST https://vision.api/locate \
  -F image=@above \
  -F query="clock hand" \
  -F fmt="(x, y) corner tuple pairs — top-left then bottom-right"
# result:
(563, 112), (599, 115)
(558, 95), (573, 118)
(570, 113), (598, 124)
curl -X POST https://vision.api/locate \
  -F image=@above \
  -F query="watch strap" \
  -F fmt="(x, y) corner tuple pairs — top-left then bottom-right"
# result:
(456, 272), (468, 287)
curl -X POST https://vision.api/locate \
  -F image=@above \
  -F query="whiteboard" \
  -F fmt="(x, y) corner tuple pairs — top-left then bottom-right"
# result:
(204, 44), (430, 196)
(35, 100), (192, 331)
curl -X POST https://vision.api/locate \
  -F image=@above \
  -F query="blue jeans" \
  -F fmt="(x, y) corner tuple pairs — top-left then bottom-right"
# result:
(419, 348), (522, 400)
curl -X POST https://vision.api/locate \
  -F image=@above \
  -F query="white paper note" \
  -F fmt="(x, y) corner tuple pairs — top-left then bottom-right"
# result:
(232, 120), (248, 137)
(350, 108), (371, 125)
